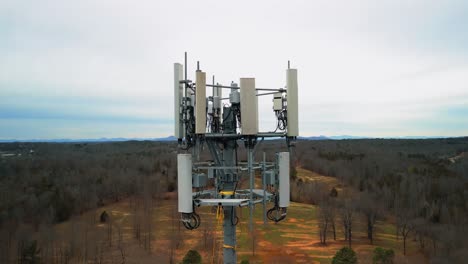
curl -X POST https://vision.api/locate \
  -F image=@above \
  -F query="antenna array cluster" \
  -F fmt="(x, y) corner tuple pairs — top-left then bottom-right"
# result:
(174, 53), (299, 264)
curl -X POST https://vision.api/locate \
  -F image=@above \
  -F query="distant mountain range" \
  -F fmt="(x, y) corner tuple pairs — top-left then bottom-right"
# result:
(298, 135), (369, 140)
(299, 135), (455, 140)
(0, 135), (458, 143)
(0, 136), (177, 143)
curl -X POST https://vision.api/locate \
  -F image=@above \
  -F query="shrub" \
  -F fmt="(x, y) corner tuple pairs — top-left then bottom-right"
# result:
(52, 189), (75, 222)
(167, 181), (176, 192)
(182, 249), (202, 264)
(19, 239), (41, 264)
(373, 247), (394, 264)
(240, 260), (249, 264)
(330, 187), (338, 197)
(332, 247), (357, 264)
(290, 165), (297, 180)
(100, 211), (109, 223)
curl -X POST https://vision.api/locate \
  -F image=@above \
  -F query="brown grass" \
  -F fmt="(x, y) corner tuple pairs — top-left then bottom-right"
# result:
(59, 168), (427, 264)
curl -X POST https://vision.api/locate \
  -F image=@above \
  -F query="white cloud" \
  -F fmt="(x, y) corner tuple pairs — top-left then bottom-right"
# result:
(0, 0), (467, 138)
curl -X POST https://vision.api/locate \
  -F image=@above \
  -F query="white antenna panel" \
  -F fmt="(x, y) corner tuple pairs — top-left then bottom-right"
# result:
(174, 63), (184, 139)
(214, 83), (222, 98)
(215, 84), (223, 123)
(195, 71), (207, 134)
(286, 69), (298, 137)
(278, 152), (290, 208)
(177, 154), (193, 213)
(213, 96), (221, 109)
(240, 78), (258, 135)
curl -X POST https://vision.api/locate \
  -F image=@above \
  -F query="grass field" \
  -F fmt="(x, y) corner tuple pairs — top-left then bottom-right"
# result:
(61, 168), (427, 263)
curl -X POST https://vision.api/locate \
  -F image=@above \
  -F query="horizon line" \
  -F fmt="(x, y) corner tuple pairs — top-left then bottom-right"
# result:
(1, 135), (467, 143)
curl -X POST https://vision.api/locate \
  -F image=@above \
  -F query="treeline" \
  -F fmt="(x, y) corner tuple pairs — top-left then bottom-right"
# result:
(1, 138), (467, 263)
(289, 138), (468, 263)
(0, 141), (178, 263)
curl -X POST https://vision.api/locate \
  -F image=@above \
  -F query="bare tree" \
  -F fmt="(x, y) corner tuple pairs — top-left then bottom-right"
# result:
(318, 197), (336, 245)
(142, 184), (153, 252)
(107, 214), (113, 248)
(169, 205), (183, 264)
(318, 206), (329, 245)
(329, 203), (337, 241)
(339, 195), (355, 248)
(358, 191), (381, 244)
(395, 175), (419, 255)
(396, 208), (415, 256)
(116, 222), (126, 264)
(131, 196), (142, 242)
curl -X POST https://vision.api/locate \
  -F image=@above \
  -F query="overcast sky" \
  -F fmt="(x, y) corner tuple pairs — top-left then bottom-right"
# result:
(1, 0), (467, 139)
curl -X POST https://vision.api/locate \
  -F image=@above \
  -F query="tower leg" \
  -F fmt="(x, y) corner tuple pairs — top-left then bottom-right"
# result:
(219, 105), (238, 264)
(223, 205), (236, 264)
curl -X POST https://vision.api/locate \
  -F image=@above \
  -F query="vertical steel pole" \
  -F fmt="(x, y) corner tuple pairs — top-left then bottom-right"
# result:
(263, 151), (267, 225)
(184, 52), (187, 82)
(221, 106), (237, 264)
(248, 144), (255, 257)
(223, 142), (236, 264)
(249, 145), (254, 232)
(212, 75), (215, 96)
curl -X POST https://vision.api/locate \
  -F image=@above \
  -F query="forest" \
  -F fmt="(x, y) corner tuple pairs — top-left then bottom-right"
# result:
(0, 137), (467, 263)
(0, 141), (178, 263)
(290, 137), (468, 263)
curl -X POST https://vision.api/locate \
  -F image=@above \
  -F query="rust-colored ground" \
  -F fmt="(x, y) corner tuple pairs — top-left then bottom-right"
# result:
(60, 168), (427, 264)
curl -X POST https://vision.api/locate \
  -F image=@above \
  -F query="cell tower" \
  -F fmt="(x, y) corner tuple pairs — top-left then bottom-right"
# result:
(174, 52), (298, 264)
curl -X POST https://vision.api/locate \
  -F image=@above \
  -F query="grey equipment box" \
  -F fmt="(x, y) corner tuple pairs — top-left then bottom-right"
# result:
(193, 173), (208, 188)
(263, 170), (276, 185)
